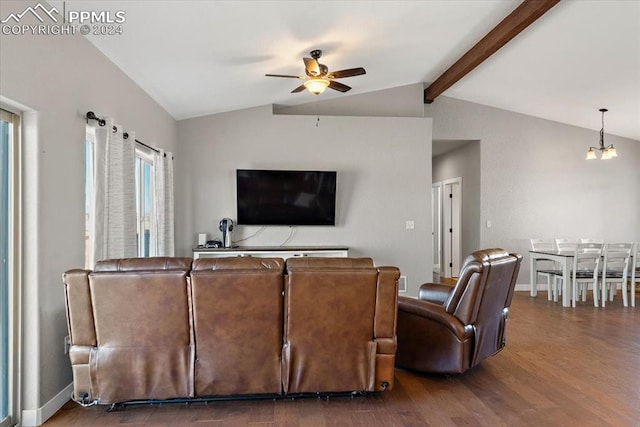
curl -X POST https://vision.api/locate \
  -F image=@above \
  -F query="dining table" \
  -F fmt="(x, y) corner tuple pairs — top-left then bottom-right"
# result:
(529, 250), (575, 307)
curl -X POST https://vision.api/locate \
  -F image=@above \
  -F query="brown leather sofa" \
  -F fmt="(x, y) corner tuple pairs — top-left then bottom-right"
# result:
(395, 249), (522, 374)
(63, 256), (400, 405)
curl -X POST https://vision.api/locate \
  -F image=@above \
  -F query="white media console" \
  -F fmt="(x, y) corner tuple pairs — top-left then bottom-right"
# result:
(192, 245), (349, 260)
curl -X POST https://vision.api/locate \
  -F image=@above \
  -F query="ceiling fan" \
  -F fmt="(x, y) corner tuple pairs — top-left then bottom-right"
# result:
(265, 49), (366, 95)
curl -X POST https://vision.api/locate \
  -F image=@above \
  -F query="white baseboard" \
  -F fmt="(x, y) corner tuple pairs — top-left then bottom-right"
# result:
(21, 383), (72, 426)
(515, 283), (541, 292)
(514, 283), (624, 293)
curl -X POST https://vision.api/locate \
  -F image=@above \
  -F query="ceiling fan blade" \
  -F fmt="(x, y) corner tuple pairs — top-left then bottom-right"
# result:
(328, 80), (351, 93)
(291, 84), (306, 93)
(265, 73), (303, 79)
(303, 57), (320, 76)
(328, 67), (366, 79)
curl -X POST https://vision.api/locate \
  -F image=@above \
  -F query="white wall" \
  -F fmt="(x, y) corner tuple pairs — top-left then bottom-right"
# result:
(176, 105), (433, 295)
(0, 1), (177, 421)
(425, 96), (640, 285)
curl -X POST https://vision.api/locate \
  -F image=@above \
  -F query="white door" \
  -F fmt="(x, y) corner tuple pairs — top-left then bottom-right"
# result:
(443, 179), (462, 278)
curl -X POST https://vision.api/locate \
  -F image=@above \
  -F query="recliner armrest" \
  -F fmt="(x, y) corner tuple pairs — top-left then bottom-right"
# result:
(418, 283), (454, 305)
(398, 296), (472, 339)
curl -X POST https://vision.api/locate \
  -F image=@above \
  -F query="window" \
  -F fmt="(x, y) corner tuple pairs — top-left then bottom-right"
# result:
(84, 128), (95, 268)
(0, 108), (19, 427)
(85, 129), (157, 266)
(135, 147), (156, 257)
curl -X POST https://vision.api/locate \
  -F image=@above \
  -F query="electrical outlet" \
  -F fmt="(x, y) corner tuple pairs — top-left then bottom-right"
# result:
(64, 335), (70, 354)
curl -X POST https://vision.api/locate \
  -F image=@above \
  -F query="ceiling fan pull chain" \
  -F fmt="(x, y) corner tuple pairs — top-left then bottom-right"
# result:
(316, 99), (320, 127)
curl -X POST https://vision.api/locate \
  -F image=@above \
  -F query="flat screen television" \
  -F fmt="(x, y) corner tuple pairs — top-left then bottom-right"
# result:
(236, 169), (337, 226)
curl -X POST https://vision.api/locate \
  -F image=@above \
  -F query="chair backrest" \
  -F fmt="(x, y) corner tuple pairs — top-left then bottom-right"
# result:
(94, 257), (192, 271)
(572, 242), (603, 277)
(602, 242), (633, 278)
(580, 238), (604, 244)
(530, 239), (554, 251)
(442, 249), (522, 367)
(87, 266), (193, 403)
(284, 258), (378, 393)
(555, 239), (577, 253)
(190, 257), (285, 396)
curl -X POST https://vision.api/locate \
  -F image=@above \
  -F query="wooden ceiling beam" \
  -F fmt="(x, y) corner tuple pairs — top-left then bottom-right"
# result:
(424, 0), (560, 104)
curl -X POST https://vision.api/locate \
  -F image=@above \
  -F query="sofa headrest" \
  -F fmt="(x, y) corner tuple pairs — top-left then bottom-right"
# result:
(94, 257), (192, 272)
(286, 257), (374, 270)
(192, 257), (284, 272)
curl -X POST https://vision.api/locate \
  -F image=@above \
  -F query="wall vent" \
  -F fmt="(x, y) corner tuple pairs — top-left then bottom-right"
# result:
(398, 276), (407, 293)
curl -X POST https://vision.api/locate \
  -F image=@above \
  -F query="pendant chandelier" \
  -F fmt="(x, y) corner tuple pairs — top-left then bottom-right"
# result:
(586, 108), (617, 160)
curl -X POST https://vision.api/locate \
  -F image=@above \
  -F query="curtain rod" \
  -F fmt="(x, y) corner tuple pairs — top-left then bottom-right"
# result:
(85, 111), (171, 158)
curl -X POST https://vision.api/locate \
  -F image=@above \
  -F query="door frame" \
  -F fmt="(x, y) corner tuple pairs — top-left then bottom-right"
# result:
(433, 177), (462, 279)
(431, 183), (442, 277)
(0, 107), (21, 427)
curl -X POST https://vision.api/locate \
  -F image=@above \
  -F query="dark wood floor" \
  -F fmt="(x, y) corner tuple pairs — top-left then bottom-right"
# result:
(44, 291), (640, 426)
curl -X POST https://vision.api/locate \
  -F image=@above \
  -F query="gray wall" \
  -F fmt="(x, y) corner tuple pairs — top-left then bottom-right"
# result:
(274, 83), (425, 117)
(425, 96), (640, 285)
(0, 0), (178, 417)
(176, 105), (433, 296)
(2, 4), (639, 417)
(432, 141), (481, 259)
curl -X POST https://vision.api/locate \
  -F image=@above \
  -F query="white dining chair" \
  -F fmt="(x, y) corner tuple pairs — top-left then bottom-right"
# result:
(555, 239), (577, 253)
(601, 242), (634, 307)
(580, 238), (604, 244)
(566, 242), (603, 307)
(550, 239), (578, 303)
(629, 243), (639, 308)
(530, 238), (562, 301)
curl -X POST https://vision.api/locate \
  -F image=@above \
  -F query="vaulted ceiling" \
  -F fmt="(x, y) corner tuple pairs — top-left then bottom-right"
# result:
(52, 1), (640, 140)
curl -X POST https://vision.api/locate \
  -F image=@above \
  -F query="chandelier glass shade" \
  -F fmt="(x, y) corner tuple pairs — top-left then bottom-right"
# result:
(586, 108), (617, 160)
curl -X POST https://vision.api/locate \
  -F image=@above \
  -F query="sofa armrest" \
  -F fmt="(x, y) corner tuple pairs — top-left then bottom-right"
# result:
(372, 266), (400, 391)
(63, 269), (96, 347)
(374, 267), (400, 340)
(63, 269), (98, 404)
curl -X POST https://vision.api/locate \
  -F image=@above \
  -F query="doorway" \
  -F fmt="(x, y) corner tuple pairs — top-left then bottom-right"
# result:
(432, 178), (462, 280)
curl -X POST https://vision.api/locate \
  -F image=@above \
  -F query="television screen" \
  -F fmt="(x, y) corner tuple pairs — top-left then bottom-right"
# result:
(236, 169), (337, 226)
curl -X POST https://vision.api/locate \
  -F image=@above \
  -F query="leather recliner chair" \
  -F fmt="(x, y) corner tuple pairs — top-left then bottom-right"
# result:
(395, 249), (522, 374)
(283, 257), (400, 393)
(63, 257), (194, 404)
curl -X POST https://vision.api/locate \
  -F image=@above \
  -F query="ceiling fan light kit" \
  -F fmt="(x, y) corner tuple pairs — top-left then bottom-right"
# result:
(304, 78), (330, 95)
(586, 108), (618, 160)
(266, 49), (366, 95)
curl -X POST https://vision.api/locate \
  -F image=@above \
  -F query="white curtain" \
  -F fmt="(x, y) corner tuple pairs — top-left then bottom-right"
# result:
(91, 120), (137, 265)
(154, 149), (175, 256)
